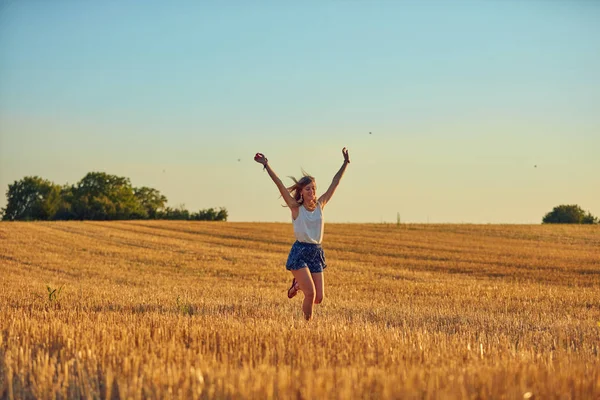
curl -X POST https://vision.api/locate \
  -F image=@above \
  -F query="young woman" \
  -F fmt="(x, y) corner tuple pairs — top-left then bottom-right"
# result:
(254, 148), (350, 320)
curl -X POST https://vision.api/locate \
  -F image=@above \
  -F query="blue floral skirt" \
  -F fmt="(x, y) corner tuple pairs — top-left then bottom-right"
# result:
(286, 241), (327, 273)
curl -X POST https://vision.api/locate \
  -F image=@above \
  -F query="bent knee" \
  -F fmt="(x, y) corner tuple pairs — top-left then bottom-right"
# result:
(304, 289), (316, 300)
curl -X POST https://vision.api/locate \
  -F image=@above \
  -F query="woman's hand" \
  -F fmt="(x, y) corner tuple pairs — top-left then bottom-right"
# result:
(254, 152), (268, 166)
(342, 147), (350, 164)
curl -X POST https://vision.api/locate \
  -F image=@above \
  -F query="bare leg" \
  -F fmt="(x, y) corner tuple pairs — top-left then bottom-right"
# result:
(311, 272), (324, 304)
(291, 268), (315, 320)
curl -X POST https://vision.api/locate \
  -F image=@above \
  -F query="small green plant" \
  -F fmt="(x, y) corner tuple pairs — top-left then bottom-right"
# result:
(35, 284), (64, 304)
(47, 284), (64, 302)
(176, 295), (194, 316)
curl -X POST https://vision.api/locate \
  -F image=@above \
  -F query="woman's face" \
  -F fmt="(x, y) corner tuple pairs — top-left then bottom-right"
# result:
(301, 181), (317, 203)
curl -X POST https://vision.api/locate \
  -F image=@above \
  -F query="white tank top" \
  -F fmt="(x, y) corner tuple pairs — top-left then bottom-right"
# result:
(293, 202), (324, 244)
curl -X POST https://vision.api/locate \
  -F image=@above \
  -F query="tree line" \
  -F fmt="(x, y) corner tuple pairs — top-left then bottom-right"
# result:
(2, 173), (595, 224)
(1, 172), (227, 222)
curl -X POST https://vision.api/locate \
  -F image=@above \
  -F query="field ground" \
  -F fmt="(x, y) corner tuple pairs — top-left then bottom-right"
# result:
(1, 221), (599, 399)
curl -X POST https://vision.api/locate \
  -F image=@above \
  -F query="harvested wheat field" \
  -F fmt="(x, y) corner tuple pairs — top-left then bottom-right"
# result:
(0, 221), (599, 399)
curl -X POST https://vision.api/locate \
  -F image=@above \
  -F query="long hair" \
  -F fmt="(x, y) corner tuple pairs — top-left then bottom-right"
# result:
(285, 169), (315, 207)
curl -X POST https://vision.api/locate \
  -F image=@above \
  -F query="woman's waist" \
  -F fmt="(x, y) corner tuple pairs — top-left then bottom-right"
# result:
(293, 240), (322, 248)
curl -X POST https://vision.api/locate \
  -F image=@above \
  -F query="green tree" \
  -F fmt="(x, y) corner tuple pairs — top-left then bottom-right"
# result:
(1, 176), (62, 221)
(53, 185), (77, 220)
(134, 187), (167, 219)
(72, 172), (146, 220)
(542, 204), (598, 224)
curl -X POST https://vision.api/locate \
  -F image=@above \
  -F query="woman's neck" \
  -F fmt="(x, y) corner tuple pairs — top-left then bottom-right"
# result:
(304, 200), (317, 211)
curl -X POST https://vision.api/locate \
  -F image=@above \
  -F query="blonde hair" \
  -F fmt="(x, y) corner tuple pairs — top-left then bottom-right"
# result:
(285, 170), (315, 206)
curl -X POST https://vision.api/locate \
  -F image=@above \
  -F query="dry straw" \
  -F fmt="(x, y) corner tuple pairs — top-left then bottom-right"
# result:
(0, 221), (599, 399)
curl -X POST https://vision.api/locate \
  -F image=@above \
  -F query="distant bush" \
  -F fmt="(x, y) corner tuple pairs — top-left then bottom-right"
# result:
(542, 204), (597, 224)
(158, 206), (190, 221)
(190, 207), (228, 221)
(2, 173), (227, 222)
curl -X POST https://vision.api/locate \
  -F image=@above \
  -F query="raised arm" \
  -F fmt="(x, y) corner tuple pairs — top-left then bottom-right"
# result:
(318, 147), (350, 209)
(254, 153), (299, 209)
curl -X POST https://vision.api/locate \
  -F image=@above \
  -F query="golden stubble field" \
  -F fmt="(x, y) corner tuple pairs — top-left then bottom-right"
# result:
(0, 221), (599, 399)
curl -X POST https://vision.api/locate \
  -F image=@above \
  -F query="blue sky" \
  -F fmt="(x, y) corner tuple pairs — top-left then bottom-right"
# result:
(1, 1), (598, 223)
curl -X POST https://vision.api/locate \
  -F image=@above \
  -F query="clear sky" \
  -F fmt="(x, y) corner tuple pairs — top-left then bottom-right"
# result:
(1, 1), (598, 223)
